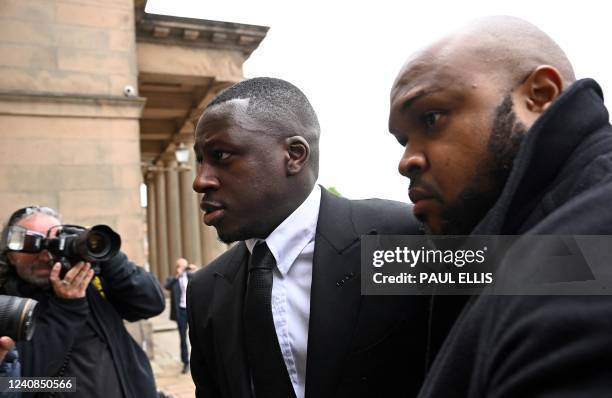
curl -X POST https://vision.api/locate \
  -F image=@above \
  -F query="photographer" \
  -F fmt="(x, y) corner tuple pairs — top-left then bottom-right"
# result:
(0, 206), (165, 397)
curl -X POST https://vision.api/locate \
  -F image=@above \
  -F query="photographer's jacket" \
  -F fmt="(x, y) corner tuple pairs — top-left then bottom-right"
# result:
(1, 252), (165, 398)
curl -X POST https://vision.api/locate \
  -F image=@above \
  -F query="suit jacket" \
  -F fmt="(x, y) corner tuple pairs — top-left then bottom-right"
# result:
(165, 272), (193, 322)
(188, 188), (432, 398)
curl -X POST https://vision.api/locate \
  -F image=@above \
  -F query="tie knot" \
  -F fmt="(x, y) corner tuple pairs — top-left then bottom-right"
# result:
(249, 242), (276, 271)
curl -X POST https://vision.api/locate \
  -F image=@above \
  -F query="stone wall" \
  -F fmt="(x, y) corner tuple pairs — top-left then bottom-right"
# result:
(0, 0), (146, 264)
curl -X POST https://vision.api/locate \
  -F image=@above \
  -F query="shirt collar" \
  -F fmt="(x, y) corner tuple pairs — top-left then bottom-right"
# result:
(246, 185), (321, 275)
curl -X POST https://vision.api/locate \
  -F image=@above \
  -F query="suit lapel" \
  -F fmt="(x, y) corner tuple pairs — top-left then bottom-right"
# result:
(305, 189), (364, 398)
(211, 243), (253, 398)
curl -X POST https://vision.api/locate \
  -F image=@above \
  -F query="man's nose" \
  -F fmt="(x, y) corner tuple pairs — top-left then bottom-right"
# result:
(193, 163), (219, 193)
(38, 249), (52, 263)
(398, 146), (427, 179)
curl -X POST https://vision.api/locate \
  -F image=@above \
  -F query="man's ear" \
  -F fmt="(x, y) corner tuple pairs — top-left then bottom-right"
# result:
(285, 136), (310, 176)
(517, 65), (563, 114)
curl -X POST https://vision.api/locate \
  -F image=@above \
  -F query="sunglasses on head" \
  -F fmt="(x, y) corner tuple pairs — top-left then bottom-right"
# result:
(7, 206), (58, 227)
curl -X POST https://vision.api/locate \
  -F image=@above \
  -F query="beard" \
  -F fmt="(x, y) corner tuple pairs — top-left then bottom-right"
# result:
(434, 95), (527, 235)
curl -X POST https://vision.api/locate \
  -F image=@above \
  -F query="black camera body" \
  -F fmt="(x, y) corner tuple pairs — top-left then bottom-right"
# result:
(6, 224), (121, 273)
(45, 225), (121, 269)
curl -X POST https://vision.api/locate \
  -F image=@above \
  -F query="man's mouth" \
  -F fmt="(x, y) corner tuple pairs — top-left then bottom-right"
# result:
(408, 186), (441, 218)
(408, 187), (436, 203)
(201, 200), (225, 226)
(33, 265), (52, 275)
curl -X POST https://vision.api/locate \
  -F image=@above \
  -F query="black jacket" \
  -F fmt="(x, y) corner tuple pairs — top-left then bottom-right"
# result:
(3, 252), (165, 398)
(419, 79), (612, 397)
(188, 188), (432, 398)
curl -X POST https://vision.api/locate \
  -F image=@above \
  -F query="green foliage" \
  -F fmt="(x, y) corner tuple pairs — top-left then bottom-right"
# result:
(326, 186), (342, 197)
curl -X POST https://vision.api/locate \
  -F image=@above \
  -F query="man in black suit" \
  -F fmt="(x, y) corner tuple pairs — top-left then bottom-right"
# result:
(388, 16), (612, 396)
(164, 257), (197, 374)
(188, 77), (429, 398)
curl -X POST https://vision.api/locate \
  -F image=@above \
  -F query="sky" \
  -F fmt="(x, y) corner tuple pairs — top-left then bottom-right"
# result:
(147, 0), (612, 203)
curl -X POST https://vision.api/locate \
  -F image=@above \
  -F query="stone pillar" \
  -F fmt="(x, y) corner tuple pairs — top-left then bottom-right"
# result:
(165, 158), (183, 276)
(145, 173), (158, 278)
(154, 163), (169, 284)
(179, 157), (202, 266)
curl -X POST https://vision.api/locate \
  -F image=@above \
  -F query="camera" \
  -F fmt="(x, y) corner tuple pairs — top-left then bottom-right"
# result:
(123, 85), (136, 97)
(0, 295), (38, 341)
(6, 224), (121, 271)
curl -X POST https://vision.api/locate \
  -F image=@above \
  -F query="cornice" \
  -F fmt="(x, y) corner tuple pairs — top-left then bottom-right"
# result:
(135, 10), (269, 58)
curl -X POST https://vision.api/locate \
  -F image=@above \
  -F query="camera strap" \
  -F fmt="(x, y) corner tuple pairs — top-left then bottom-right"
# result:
(91, 276), (106, 299)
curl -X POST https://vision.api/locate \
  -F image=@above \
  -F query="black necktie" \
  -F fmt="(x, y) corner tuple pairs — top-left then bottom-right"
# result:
(244, 242), (296, 398)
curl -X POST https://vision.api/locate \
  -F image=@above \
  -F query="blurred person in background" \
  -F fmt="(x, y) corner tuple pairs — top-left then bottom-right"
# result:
(164, 258), (197, 374)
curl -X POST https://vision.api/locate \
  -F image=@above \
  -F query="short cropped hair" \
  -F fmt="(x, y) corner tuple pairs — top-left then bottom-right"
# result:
(207, 77), (320, 143)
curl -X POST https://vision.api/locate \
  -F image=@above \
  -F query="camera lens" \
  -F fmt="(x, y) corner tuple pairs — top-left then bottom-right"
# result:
(86, 231), (108, 255)
(0, 295), (38, 341)
(68, 225), (120, 263)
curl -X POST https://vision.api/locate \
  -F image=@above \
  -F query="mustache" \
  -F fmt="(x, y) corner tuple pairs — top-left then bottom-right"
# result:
(409, 178), (444, 202)
(31, 262), (53, 271)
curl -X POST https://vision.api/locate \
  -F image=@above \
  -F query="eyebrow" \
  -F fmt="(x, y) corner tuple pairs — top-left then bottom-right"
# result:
(195, 131), (224, 146)
(399, 88), (442, 113)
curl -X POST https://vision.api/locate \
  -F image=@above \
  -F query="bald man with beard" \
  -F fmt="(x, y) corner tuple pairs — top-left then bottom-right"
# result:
(388, 16), (612, 397)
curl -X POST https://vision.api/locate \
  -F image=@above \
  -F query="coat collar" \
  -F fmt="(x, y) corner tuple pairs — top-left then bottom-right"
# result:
(213, 241), (249, 283)
(305, 188), (364, 398)
(210, 243), (253, 397)
(473, 79), (609, 234)
(315, 187), (361, 251)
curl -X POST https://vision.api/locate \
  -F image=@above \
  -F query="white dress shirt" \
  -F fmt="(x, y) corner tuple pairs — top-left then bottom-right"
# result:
(246, 185), (321, 398)
(178, 271), (188, 309)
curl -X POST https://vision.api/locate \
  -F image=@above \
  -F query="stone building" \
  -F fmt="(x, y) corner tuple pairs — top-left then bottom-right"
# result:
(0, 0), (268, 281)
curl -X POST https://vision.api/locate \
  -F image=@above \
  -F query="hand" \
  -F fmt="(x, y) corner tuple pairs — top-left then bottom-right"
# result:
(0, 336), (15, 363)
(188, 264), (199, 272)
(50, 262), (94, 299)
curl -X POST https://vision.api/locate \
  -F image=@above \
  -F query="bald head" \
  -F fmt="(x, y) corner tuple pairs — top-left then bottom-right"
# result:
(396, 16), (574, 94)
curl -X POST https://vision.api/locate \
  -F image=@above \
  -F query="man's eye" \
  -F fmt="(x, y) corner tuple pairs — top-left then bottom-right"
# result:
(421, 111), (442, 129)
(213, 151), (231, 161)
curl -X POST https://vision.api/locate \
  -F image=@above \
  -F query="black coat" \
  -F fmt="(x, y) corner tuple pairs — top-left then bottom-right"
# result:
(187, 188), (432, 398)
(419, 79), (612, 397)
(4, 252), (166, 398)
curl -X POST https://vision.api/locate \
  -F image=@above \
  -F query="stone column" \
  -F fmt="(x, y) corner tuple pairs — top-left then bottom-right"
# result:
(179, 156), (202, 266)
(154, 162), (169, 284)
(165, 158), (183, 276)
(145, 172), (158, 278)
